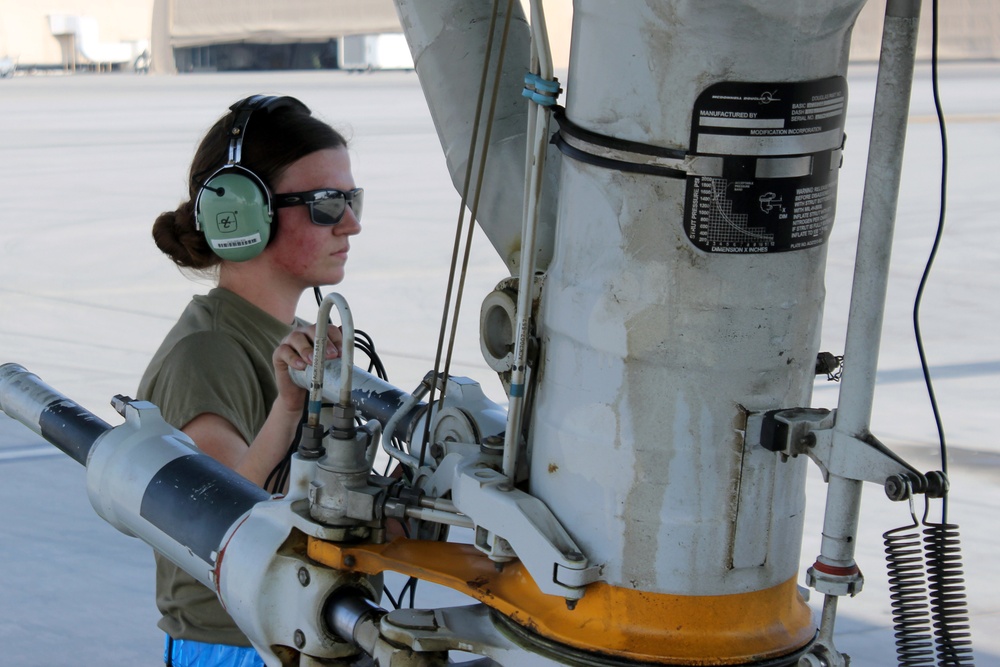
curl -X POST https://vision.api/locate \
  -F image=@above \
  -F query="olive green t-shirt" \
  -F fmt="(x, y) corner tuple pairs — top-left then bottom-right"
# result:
(137, 287), (293, 646)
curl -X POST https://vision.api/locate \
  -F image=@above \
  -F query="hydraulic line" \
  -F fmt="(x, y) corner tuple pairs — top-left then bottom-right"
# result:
(503, 0), (554, 481)
(310, 292), (356, 422)
(913, 0), (952, 522)
(421, 0), (517, 467)
(380, 380), (430, 471)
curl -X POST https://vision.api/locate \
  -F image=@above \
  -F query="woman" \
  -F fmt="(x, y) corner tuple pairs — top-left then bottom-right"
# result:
(138, 95), (362, 667)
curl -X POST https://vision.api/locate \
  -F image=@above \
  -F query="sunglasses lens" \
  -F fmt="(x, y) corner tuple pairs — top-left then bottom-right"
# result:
(349, 189), (363, 221)
(308, 189), (363, 225)
(310, 196), (346, 225)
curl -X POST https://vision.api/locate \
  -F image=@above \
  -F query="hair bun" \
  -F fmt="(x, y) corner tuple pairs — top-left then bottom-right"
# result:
(152, 203), (218, 270)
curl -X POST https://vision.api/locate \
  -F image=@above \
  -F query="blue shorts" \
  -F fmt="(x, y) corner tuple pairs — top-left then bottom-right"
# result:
(164, 635), (265, 667)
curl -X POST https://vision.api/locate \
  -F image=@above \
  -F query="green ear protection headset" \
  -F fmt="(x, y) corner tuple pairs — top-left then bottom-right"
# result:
(194, 94), (310, 262)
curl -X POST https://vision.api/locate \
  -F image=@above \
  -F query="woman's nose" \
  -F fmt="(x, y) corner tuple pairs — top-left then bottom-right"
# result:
(336, 207), (362, 235)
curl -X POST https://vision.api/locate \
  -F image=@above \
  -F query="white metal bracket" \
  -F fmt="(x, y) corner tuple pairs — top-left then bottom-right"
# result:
(751, 407), (923, 487)
(448, 456), (601, 600)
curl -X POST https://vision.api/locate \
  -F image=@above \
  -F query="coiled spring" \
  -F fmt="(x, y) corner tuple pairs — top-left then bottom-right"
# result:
(885, 520), (935, 666)
(884, 494), (976, 666)
(923, 521), (975, 665)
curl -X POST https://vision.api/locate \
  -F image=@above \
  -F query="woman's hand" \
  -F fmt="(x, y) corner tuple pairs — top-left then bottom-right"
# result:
(189, 325), (343, 488)
(272, 323), (343, 413)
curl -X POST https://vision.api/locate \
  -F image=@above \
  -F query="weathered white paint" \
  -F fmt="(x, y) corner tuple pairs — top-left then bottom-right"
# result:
(527, 0), (866, 597)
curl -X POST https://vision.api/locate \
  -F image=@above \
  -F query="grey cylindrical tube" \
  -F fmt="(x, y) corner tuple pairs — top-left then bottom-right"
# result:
(324, 591), (384, 644)
(0, 363), (111, 466)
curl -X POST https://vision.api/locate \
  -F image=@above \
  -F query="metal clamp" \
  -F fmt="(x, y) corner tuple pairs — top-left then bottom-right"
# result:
(755, 407), (934, 494)
(449, 457), (601, 601)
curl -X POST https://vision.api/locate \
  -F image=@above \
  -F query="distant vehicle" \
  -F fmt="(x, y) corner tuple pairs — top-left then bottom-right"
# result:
(339, 33), (413, 71)
(0, 56), (15, 78)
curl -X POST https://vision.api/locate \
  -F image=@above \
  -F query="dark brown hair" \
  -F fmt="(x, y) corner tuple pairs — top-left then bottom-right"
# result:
(152, 98), (347, 270)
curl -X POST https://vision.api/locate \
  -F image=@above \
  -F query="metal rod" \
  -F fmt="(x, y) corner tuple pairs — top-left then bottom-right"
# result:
(0, 363), (111, 466)
(323, 591), (383, 644)
(503, 0), (554, 481)
(807, 5), (923, 659)
(406, 505), (475, 529)
(311, 292), (356, 427)
(381, 382), (430, 471)
(289, 363), (424, 442)
(818, 0), (922, 591)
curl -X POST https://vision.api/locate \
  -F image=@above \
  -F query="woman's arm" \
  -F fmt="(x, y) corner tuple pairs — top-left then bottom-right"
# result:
(182, 323), (342, 488)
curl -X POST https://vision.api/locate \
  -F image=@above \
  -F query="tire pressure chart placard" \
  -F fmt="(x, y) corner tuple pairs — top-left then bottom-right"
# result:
(684, 77), (847, 254)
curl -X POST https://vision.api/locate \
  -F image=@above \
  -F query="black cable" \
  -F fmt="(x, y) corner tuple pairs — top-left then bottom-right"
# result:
(191, 166), (224, 196)
(310, 288), (409, 480)
(911, 0), (950, 521)
(306, 289), (423, 611)
(381, 575), (420, 611)
(264, 398), (309, 494)
(313, 287), (389, 381)
(419, 0), (513, 470)
(311, 286), (405, 466)
(400, 576), (418, 609)
(382, 586), (402, 610)
(355, 329), (388, 379)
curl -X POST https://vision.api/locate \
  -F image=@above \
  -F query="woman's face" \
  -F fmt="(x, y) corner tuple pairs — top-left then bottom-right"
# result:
(267, 147), (361, 288)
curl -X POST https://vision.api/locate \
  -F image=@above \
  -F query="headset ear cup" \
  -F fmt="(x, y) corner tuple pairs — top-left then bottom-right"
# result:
(196, 169), (273, 262)
(194, 95), (303, 262)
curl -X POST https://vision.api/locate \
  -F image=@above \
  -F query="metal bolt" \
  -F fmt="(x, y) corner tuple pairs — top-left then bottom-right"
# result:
(566, 551), (585, 563)
(497, 481), (513, 492)
(343, 554), (357, 568)
(925, 470), (949, 498)
(884, 473), (923, 502)
(481, 435), (505, 453)
(885, 475), (902, 500)
(297, 567), (310, 587)
(565, 598), (578, 611)
(111, 395), (132, 417)
(294, 629), (306, 649)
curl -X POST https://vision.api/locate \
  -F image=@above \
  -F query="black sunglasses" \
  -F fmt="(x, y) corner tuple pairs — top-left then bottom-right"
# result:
(274, 188), (364, 225)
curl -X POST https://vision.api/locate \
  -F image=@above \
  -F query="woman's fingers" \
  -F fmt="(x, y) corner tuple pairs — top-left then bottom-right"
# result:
(274, 339), (308, 370)
(325, 326), (343, 359)
(270, 324), (348, 413)
(276, 324), (344, 372)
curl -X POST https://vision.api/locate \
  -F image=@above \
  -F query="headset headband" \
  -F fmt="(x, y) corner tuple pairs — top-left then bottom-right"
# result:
(191, 94), (314, 262)
(224, 95), (311, 167)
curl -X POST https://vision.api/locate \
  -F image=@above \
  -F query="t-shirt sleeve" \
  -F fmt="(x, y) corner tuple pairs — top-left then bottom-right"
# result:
(145, 331), (266, 445)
